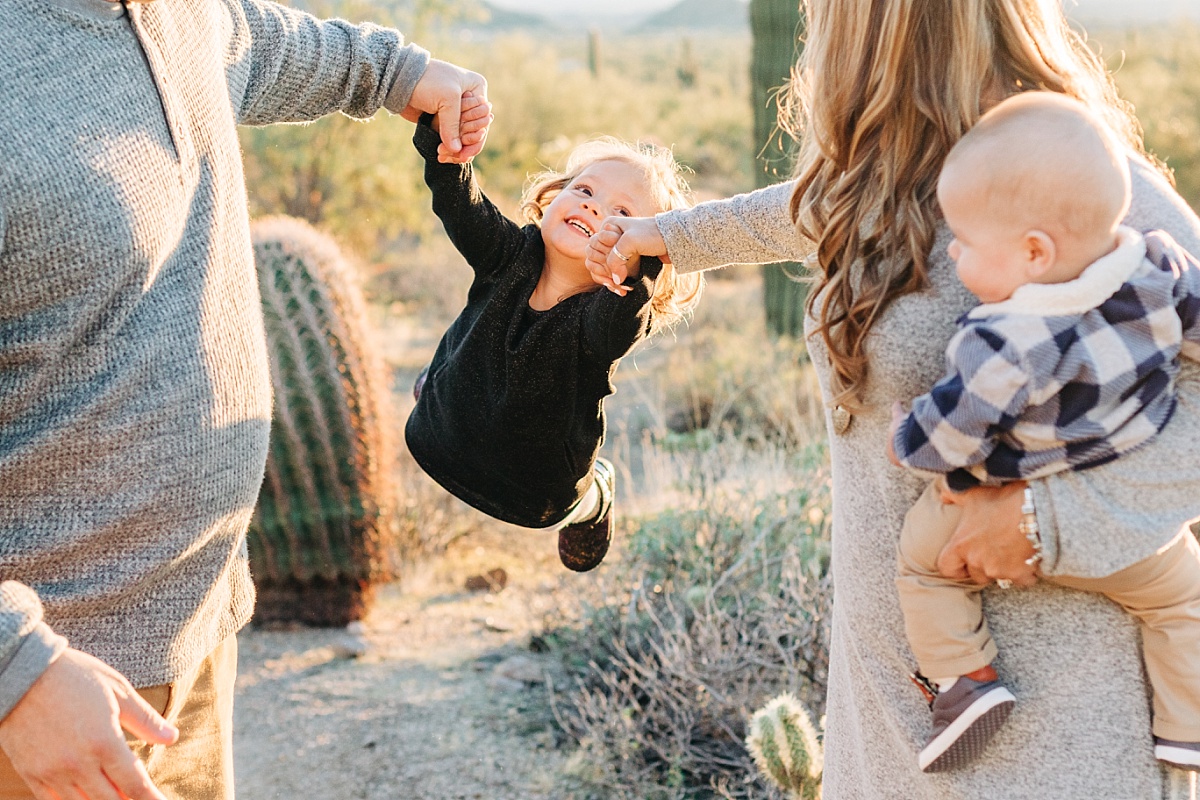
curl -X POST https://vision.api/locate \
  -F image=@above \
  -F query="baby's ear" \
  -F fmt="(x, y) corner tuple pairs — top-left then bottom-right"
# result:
(1023, 230), (1056, 278)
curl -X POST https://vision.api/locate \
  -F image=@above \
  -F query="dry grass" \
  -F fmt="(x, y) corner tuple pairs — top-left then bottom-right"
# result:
(525, 278), (834, 800)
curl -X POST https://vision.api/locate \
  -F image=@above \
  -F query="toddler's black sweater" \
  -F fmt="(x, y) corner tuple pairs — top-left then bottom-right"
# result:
(405, 120), (662, 527)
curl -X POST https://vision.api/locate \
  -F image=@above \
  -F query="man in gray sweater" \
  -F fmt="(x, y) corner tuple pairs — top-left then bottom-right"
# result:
(0, 0), (490, 797)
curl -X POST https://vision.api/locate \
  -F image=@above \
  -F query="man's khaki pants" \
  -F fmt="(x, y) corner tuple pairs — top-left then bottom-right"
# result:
(897, 481), (1200, 740)
(0, 635), (237, 799)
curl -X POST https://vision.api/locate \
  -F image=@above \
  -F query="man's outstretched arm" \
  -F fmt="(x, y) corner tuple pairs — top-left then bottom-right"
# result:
(229, 0), (490, 162)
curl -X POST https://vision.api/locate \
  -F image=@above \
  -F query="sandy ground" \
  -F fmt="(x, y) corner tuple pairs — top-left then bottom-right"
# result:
(233, 524), (586, 800)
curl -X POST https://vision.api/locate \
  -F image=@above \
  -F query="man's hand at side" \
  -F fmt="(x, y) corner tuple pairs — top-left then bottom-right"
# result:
(0, 648), (178, 800)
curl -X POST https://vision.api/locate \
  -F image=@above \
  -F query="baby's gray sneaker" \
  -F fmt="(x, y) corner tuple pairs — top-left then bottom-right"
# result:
(919, 666), (1015, 773)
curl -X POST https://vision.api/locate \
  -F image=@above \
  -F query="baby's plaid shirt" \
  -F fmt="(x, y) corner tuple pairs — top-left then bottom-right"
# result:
(895, 227), (1200, 491)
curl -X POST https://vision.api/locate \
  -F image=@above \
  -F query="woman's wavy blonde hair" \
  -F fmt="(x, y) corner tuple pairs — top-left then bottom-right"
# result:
(783, 0), (1165, 409)
(519, 138), (704, 334)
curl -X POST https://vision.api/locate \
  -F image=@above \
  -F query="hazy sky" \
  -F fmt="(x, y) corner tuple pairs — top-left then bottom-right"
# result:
(489, 0), (679, 13)
(488, 0), (1200, 25)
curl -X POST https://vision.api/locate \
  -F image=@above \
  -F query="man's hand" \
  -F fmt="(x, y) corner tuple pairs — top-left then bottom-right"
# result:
(936, 481), (1039, 587)
(585, 217), (668, 296)
(401, 59), (491, 163)
(0, 648), (178, 800)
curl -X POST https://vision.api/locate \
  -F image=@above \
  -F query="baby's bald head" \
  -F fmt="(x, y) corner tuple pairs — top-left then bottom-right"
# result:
(939, 92), (1130, 246)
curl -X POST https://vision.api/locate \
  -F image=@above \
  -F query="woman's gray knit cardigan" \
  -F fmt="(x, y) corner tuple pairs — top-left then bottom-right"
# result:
(656, 157), (1200, 799)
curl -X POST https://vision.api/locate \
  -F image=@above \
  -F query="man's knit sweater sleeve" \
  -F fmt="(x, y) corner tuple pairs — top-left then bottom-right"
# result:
(227, 0), (430, 125)
(0, 582), (68, 722)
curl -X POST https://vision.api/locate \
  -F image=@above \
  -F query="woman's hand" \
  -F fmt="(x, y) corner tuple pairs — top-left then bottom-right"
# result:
(585, 217), (669, 296)
(936, 481), (1039, 587)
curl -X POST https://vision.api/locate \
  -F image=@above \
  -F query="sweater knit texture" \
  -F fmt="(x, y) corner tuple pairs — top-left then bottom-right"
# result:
(0, 0), (428, 707)
(896, 227), (1200, 490)
(406, 120), (662, 527)
(656, 158), (1200, 798)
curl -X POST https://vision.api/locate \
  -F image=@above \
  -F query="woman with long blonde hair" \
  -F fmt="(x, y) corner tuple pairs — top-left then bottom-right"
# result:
(586, 0), (1200, 795)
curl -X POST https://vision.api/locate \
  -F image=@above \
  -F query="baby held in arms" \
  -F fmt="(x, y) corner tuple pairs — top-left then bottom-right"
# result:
(887, 92), (1200, 773)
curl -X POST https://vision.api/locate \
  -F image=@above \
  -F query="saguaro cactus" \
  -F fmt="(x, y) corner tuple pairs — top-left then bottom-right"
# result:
(746, 693), (823, 799)
(588, 27), (603, 78)
(248, 216), (395, 626)
(750, 0), (807, 338)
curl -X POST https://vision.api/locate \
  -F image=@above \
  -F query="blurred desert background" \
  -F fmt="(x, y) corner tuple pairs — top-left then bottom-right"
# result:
(233, 1), (1200, 798)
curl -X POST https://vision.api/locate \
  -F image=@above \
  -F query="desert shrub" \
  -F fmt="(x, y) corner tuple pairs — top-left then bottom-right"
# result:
(543, 428), (832, 800)
(626, 277), (824, 450)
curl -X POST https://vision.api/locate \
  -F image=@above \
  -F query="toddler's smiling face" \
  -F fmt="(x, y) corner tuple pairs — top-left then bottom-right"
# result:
(540, 159), (658, 270)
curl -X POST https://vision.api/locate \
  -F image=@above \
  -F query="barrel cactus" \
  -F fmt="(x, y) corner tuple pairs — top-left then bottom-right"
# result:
(248, 216), (395, 626)
(746, 693), (823, 799)
(750, 0), (808, 338)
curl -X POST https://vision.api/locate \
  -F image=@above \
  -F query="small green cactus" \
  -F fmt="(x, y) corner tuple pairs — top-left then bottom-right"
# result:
(248, 216), (395, 626)
(746, 693), (823, 800)
(677, 37), (698, 87)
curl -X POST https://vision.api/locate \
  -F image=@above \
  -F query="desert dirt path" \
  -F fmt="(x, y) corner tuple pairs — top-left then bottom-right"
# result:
(232, 524), (584, 800)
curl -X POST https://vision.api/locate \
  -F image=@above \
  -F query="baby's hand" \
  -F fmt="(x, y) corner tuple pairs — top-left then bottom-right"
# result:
(886, 401), (906, 467)
(585, 217), (668, 296)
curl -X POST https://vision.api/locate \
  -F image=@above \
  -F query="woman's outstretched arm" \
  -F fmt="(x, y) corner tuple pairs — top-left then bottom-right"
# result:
(586, 180), (809, 293)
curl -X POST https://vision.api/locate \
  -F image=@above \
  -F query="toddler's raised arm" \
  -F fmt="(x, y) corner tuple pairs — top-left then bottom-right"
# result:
(413, 113), (522, 279)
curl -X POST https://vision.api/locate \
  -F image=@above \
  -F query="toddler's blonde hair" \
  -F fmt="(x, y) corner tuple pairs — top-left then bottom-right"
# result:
(520, 138), (704, 334)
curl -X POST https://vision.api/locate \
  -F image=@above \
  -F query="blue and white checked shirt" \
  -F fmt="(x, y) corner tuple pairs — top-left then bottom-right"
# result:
(894, 227), (1200, 490)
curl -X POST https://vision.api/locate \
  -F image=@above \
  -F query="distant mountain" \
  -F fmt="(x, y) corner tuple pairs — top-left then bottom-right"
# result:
(637, 0), (749, 32)
(475, 1), (551, 30)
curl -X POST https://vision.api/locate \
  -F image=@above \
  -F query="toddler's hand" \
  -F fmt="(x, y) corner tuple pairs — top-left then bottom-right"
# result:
(402, 60), (491, 161)
(431, 93), (494, 164)
(585, 217), (669, 296)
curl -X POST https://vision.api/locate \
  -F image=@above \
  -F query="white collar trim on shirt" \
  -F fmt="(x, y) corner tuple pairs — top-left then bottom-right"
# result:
(967, 226), (1147, 319)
